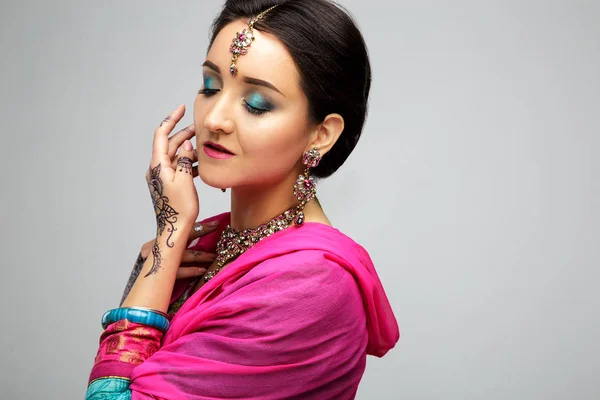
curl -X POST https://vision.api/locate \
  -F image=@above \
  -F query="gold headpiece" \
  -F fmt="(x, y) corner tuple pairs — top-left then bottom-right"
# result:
(229, 4), (279, 76)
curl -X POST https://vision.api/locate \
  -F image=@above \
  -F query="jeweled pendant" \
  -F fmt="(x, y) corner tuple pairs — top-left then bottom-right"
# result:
(293, 174), (316, 203)
(294, 211), (305, 226)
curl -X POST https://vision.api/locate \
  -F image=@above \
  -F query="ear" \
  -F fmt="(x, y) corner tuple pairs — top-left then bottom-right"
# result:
(308, 113), (344, 156)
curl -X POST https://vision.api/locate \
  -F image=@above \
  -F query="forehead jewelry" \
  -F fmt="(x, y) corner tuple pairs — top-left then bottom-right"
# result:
(229, 4), (279, 76)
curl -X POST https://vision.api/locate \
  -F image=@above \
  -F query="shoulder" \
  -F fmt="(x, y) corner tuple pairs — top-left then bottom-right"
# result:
(250, 249), (356, 288)
(238, 250), (366, 325)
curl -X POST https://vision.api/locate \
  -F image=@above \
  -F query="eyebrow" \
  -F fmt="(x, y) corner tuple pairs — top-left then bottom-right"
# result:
(202, 60), (285, 97)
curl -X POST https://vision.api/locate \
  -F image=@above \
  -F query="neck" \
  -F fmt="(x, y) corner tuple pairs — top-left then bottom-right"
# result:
(229, 169), (303, 231)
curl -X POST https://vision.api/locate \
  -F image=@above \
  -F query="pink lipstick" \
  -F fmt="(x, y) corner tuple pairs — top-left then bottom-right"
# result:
(203, 141), (235, 159)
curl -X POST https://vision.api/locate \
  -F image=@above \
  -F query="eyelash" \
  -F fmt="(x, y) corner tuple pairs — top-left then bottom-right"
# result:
(197, 88), (268, 115)
(243, 100), (267, 115)
(197, 88), (219, 96)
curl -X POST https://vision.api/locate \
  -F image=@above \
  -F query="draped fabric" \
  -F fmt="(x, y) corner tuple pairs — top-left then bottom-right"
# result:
(110, 212), (398, 399)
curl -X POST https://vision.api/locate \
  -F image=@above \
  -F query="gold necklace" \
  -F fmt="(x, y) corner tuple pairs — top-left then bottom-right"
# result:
(202, 206), (302, 283)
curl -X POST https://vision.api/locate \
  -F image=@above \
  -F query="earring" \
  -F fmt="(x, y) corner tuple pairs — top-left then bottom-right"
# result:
(292, 147), (321, 226)
(221, 188), (226, 193)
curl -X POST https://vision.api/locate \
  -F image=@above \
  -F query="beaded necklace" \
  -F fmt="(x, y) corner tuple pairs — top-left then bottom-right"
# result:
(203, 205), (303, 282)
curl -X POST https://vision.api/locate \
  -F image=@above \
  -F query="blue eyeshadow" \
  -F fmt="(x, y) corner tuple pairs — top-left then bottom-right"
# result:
(247, 93), (272, 110)
(203, 76), (216, 89)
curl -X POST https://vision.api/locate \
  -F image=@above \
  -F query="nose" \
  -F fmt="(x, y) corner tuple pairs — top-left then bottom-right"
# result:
(203, 93), (235, 135)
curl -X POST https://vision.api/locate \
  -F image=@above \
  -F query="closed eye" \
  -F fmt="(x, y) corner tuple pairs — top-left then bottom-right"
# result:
(197, 89), (270, 115)
(198, 88), (220, 96)
(243, 100), (267, 115)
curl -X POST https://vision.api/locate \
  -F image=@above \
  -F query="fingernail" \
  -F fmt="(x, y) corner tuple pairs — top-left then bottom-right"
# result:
(198, 267), (206, 274)
(183, 140), (192, 151)
(177, 104), (185, 109)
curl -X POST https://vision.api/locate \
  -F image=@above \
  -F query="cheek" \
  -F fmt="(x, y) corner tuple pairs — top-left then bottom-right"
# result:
(239, 117), (306, 165)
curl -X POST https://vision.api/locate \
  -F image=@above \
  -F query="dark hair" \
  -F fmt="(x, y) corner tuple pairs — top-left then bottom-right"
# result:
(209, 0), (371, 178)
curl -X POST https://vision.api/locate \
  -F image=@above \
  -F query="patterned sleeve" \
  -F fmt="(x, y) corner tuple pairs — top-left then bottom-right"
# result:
(85, 377), (131, 400)
(85, 319), (164, 399)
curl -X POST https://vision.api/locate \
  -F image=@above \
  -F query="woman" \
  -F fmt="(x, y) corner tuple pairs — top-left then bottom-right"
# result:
(86, 0), (399, 398)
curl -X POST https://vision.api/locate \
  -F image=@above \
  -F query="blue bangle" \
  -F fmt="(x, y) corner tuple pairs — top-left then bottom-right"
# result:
(101, 307), (170, 332)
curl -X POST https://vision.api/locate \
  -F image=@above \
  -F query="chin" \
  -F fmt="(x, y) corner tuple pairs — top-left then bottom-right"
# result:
(198, 167), (232, 190)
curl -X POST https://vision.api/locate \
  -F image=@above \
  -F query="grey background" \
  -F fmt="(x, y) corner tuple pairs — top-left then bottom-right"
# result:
(1, 0), (598, 399)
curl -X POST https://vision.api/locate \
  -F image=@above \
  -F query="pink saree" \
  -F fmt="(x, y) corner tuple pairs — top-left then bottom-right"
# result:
(127, 212), (399, 399)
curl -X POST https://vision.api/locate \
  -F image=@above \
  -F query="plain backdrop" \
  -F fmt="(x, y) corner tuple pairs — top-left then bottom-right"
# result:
(1, 0), (598, 399)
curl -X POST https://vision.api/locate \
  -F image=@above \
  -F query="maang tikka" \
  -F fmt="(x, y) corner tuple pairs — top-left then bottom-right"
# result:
(229, 4), (280, 76)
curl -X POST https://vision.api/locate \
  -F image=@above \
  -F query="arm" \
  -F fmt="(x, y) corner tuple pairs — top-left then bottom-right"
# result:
(120, 226), (219, 307)
(86, 105), (199, 399)
(120, 223), (193, 312)
(87, 217), (219, 400)
(119, 252), (146, 307)
(86, 230), (190, 400)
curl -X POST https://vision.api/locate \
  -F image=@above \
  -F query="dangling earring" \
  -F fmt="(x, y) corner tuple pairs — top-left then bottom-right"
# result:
(292, 147), (321, 226)
(221, 188), (226, 193)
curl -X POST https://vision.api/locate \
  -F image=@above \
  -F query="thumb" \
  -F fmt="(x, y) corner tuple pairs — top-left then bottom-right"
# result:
(174, 140), (195, 180)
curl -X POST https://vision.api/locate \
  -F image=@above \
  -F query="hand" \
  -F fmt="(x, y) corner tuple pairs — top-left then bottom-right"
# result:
(146, 105), (199, 246)
(138, 220), (219, 280)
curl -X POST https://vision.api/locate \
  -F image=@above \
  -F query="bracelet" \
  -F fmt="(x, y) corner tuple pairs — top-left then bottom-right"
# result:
(101, 307), (171, 332)
(119, 306), (171, 321)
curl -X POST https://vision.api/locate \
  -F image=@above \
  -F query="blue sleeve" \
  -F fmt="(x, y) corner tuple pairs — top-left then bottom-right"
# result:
(85, 378), (132, 400)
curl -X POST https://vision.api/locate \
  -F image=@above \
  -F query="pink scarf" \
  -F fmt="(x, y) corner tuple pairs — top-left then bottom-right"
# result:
(128, 212), (399, 399)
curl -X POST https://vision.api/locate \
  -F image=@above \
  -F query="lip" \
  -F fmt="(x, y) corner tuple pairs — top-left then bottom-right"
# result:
(203, 141), (234, 154)
(203, 141), (235, 159)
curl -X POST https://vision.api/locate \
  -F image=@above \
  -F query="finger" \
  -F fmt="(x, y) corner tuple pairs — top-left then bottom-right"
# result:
(174, 140), (195, 181)
(176, 266), (207, 280)
(189, 220), (220, 241)
(171, 142), (198, 171)
(168, 124), (195, 159)
(171, 159), (198, 177)
(151, 104), (186, 169)
(181, 250), (216, 263)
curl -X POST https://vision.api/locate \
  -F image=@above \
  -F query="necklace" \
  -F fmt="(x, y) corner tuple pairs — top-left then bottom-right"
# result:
(203, 205), (303, 282)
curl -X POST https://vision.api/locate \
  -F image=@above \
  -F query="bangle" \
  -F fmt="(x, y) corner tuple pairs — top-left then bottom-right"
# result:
(119, 306), (171, 321)
(101, 307), (170, 332)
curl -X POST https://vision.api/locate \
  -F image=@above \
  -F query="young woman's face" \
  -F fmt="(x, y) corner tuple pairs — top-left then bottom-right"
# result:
(194, 20), (314, 190)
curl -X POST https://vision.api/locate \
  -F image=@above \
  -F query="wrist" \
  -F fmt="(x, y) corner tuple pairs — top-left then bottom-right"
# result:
(155, 222), (193, 246)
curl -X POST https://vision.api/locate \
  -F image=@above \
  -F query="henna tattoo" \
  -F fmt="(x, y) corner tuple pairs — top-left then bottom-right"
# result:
(159, 116), (171, 127)
(144, 239), (163, 277)
(147, 163), (179, 247)
(177, 156), (193, 174)
(119, 252), (146, 305)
